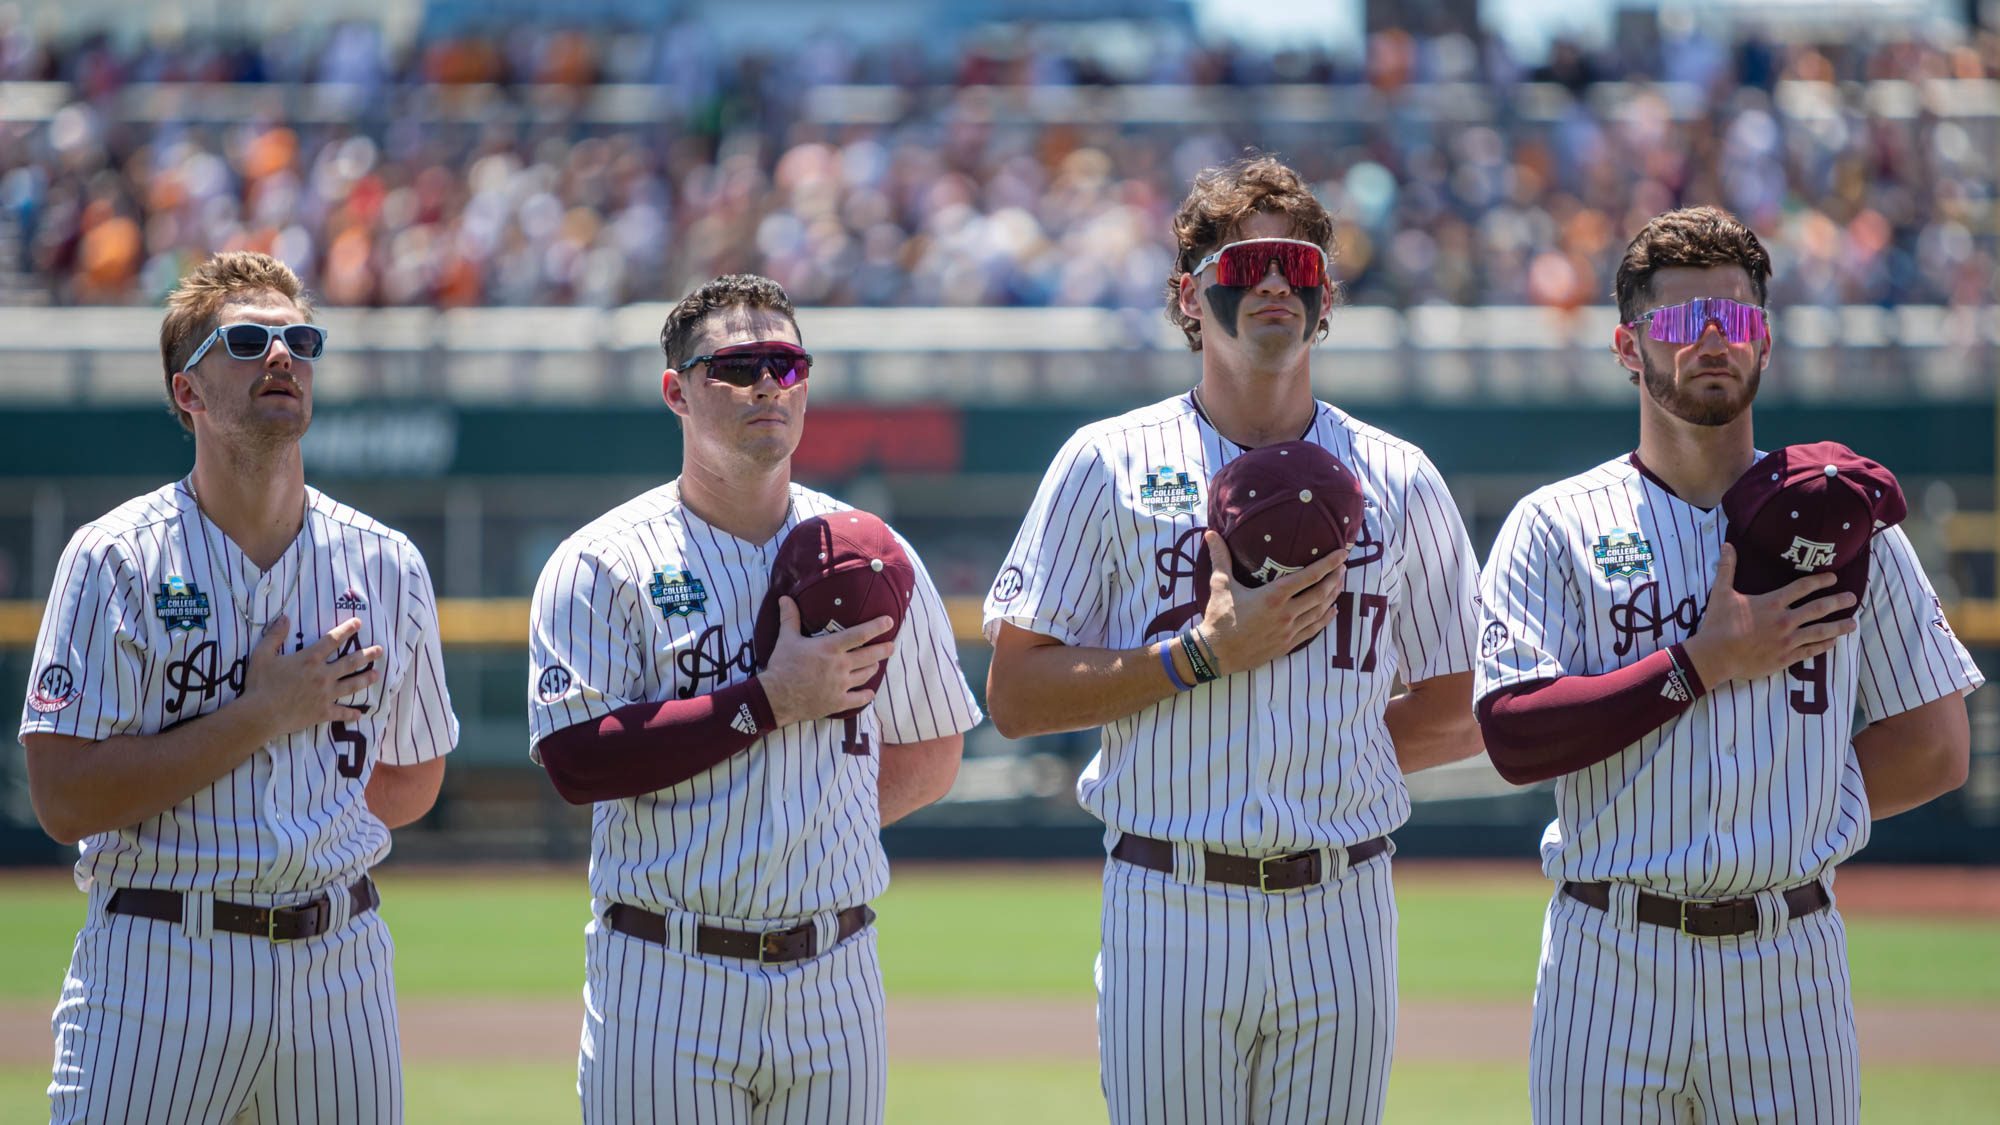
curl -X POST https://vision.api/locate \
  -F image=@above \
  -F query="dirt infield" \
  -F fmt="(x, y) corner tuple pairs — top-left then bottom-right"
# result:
(5, 998), (1996, 1068)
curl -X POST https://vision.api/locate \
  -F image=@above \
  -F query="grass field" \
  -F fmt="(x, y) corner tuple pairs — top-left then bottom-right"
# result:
(2, 864), (1996, 1122)
(7, 866), (1998, 1004)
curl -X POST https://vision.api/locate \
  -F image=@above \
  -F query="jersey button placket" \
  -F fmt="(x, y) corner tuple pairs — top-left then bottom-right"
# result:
(1697, 524), (1728, 886)
(256, 572), (297, 895)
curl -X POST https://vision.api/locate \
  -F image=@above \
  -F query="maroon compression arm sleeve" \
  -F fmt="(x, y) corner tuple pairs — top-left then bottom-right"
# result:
(535, 678), (779, 804)
(1476, 643), (1706, 785)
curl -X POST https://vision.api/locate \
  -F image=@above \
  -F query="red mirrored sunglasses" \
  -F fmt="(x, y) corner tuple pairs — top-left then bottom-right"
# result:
(1192, 237), (1331, 289)
(687, 340), (813, 388)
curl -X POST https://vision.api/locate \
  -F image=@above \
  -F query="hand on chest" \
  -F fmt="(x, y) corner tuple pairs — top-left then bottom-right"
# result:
(1121, 460), (1394, 669)
(151, 563), (392, 721)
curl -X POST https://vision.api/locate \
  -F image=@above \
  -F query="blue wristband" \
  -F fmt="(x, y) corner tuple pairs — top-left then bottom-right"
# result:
(1160, 642), (1193, 691)
(1180, 629), (1219, 683)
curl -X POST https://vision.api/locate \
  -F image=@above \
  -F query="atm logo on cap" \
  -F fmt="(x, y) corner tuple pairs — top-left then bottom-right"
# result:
(1593, 529), (1654, 580)
(1781, 536), (1837, 572)
(1250, 557), (1302, 584)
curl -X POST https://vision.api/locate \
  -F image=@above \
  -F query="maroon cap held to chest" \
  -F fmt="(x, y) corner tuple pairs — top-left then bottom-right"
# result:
(753, 510), (915, 718)
(1719, 441), (1906, 623)
(1193, 440), (1366, 653)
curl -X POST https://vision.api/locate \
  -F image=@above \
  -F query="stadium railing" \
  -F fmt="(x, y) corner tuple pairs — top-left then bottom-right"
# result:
(1, 305), (1993, 406)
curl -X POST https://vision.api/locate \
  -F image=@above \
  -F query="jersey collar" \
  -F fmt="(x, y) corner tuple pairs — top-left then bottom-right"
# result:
(1185, 391), (1320, 454)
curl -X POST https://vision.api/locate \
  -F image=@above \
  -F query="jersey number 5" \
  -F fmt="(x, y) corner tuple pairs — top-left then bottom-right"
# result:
(1329, 592), (1390, 672)
(1787, 655), (1829, 716)
(333, 704), (373, 778)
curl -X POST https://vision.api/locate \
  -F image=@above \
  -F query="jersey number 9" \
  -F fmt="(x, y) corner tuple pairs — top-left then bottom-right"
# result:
(1787, 655), (1829, 716)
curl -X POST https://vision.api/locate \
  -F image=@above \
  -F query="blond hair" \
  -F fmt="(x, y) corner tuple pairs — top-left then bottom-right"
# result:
(159, 252), (314, 431)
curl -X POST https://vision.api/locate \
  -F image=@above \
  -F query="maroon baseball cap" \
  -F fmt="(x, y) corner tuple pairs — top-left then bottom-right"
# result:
(753, 510), (916, 717)
(1193, 441), (1366, 651)
(1720, 442), (1906, 623)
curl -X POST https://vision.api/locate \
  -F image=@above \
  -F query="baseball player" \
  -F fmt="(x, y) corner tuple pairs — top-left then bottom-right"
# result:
(982, 156), (1486, 1124)
(527, 274), (981, 1124)
(19, 251), (458, 1124)
(1475, 206), (1982, 1123)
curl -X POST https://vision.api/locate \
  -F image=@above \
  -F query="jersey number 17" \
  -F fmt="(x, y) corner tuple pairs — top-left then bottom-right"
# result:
(1328, 592), (1390, 672)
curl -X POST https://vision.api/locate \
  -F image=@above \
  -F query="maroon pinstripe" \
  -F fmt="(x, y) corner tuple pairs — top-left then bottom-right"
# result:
(1477, 453), (1983, 1124)
(529, 479), (979, 1123)
(985, 392), (1481, 1124)
(26, 481), (456, 1124)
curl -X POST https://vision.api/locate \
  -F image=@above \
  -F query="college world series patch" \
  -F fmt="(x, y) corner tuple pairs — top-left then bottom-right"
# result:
(648, 567), (708, 618)
(1592, 529), (1655, 580)
(153, 575), (212, 632)
(1140, 465), (1200, 515)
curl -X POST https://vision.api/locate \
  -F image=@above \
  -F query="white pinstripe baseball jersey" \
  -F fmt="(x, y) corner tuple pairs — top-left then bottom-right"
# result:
(1475, 453), (1986, 896)
(18, 480), (459, 896)
(982, 392), (1481, 850)
(528, 479), (981, 922)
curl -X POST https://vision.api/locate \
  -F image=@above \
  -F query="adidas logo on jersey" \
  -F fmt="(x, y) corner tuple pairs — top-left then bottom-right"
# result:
(335, 588), (368, 612)
(1660, 670), (1691, 704)
(730, 703), (759, 736)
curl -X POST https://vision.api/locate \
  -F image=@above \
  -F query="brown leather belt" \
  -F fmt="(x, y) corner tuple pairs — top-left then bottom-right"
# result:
(1563, 880), (1830, 938)
(604, 902), (875, 964)
(1112, 832), (1391, 892)
(105, 876), (379, 942)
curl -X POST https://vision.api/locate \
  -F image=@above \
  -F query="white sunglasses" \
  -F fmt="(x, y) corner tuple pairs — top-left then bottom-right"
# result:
(185, 323), (330, 369)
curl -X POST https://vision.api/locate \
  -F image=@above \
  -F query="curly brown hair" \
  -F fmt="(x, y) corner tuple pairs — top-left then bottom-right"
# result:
(1613, 206), (1772, 324)
(660, 274), (799, 370)
(159, 252), (313, 432)
(1165, 155), (1340, 352)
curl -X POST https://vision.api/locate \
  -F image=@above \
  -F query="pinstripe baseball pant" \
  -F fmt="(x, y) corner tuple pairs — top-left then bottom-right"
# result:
(1531, 884), (1859, 1124)
(579, 908), (886, 1125)
(1097, 847), (1399, 1125)
(48, 879), (401, 1125)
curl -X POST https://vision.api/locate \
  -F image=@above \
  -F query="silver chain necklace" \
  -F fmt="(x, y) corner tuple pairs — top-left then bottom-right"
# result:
(185, 477), (306, 644)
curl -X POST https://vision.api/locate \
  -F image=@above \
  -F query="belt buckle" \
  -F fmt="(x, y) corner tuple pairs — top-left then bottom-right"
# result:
(1677, 897), (1720, 936)
(758, 922), (811, 965)
(267, 899), (326, 943)
(1257, 851), (1313, 894)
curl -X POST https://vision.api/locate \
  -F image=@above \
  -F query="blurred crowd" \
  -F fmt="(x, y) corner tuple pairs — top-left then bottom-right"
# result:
(2, 13), (1995, 312)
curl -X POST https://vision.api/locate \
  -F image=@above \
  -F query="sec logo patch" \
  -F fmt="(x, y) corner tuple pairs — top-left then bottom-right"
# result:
(28, 663), (79, 713)
(537, 665), (573, 703)
(992, 566), (1024, 603)
(1478, 621), (1510, 659)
